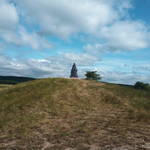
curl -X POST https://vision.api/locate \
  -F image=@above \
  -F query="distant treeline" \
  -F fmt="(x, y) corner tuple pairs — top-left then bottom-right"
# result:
(0, 76), (36, 85)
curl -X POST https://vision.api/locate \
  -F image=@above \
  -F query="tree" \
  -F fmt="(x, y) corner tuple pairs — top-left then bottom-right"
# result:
(143, 83), (150, 91)
(85, 71), (102, 81)
(134, 81), (150, 91)
(134, 81), (144, 90)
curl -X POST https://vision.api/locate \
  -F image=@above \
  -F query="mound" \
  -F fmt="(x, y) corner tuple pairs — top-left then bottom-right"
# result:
(0, 78), (150, 149)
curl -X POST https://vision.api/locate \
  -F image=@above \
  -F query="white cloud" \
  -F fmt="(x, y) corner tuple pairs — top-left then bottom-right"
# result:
(0, 57), (64, 78)
(63, 53), (99, 65)
(84, 20), (150, 53)
(0, 55), (10, 66)
(0, 1), (52, 50)
(83, 43), (106, 54)
(1, 26), (52, 50)
(100, 20), (150, 51)
(14, 0), (135, 40)
(96, 69), (150, 85)
(133, 66), (150, 71)
(1, 0), (149, 52)
(47, 52), (99, 66)
(15, 0), (121, 38)
(17, 27), (52, 50)
(0, 0), (19, 31)
(115, 0), (133, 18)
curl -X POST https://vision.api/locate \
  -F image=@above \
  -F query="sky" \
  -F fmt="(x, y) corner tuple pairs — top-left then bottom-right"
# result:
(0, 0), (150, 85)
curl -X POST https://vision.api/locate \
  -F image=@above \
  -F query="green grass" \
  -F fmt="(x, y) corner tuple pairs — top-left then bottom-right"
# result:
(0, 78), (150, 149)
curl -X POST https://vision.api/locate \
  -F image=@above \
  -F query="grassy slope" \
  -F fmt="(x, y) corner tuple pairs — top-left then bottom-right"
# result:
(0, 78), (150, 150)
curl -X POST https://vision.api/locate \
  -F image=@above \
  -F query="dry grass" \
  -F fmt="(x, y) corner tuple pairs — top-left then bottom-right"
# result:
(0, 84), (12, 91)
(0, 78), (150, 150)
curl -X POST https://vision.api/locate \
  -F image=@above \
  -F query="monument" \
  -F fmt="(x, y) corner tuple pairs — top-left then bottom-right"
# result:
(70, 63), (78, 78)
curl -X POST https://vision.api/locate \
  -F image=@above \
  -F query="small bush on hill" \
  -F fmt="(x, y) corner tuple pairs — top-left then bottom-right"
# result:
(85, 71), (102, 81)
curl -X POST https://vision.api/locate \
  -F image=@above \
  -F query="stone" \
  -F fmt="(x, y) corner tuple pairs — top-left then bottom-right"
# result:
(70, 63), (78, 78)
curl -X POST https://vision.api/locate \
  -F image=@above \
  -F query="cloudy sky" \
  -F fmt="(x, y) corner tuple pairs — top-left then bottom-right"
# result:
(0, 0), (150, 85)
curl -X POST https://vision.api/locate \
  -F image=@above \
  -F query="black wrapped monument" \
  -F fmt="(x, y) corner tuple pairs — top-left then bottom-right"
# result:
(70, 63), (78, 78)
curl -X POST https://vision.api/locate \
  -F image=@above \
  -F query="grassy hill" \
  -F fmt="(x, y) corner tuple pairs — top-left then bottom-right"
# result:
(0, 78), (150, 149)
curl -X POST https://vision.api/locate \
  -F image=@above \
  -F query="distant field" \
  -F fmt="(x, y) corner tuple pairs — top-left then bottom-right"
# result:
(0, 78), (150, 149)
